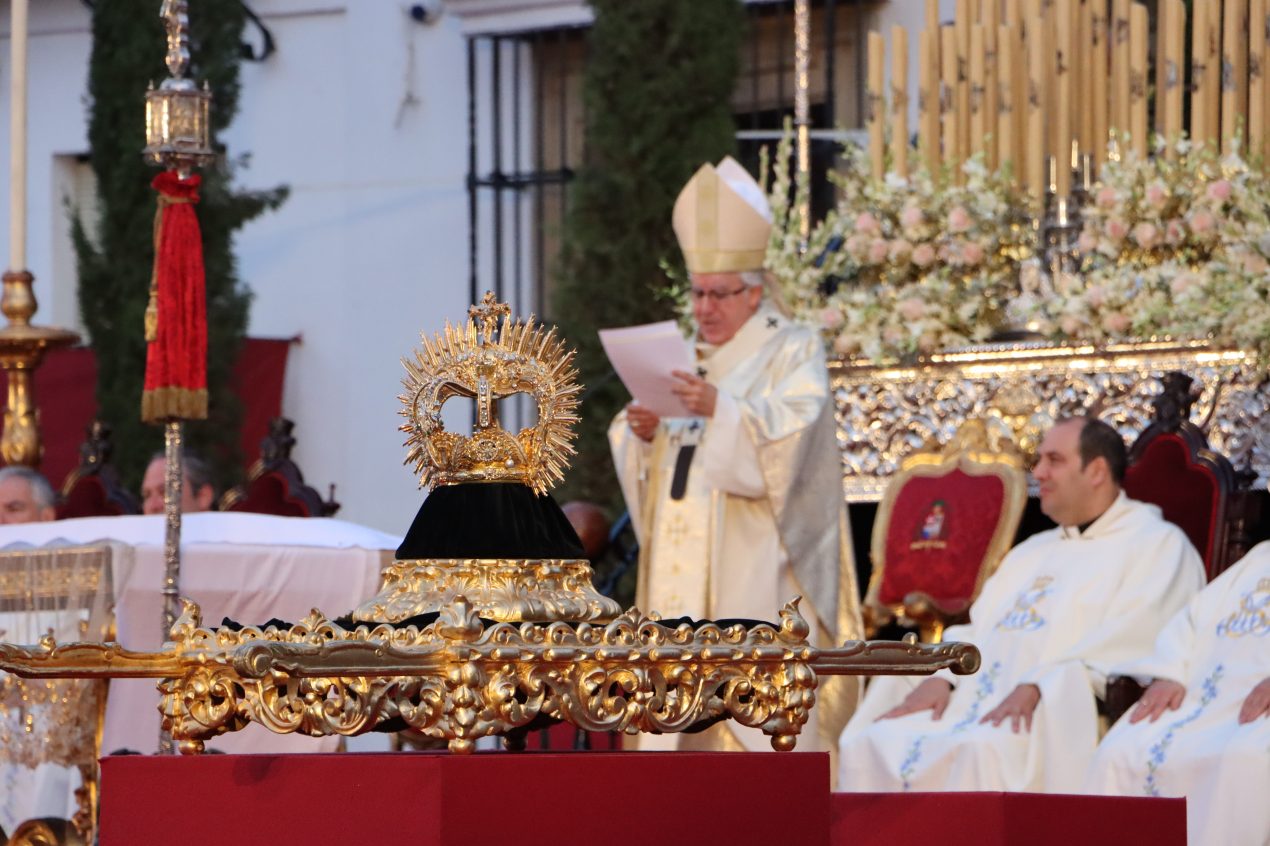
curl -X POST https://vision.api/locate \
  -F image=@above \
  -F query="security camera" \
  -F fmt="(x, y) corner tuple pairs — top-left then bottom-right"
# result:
(409, 0), (443, 24)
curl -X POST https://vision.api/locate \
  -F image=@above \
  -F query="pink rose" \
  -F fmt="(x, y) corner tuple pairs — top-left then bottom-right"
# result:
(855, 211), (881, 236)
(897, 296), (927, 321)
(1188, 210), (1216, 235)
(833, 333), (861, 355)
(820, 308), (845, 330)
(882, 327), (904, 346)
(1102, 311), (1131, 334)
(947, 206), (972, 234)
(911, 243), (937, 267)
(888, 239), (913, 263)
(1086, 285), (1107, 308)
(961, 241), (986, 266)
(1144, 180), (1169, 211)
(1205, 179), (1233, 203)
(1059, 315), (1083, 335)
(1241, 251), (1269, 276)
(1169, 272), (1201, 297)
(1078, 230), (1098, 253)
(1105, 218), (1129, 241)
(1165, 219), (1186, 244)
(1096, 186), (1119, 208)
(1132, 222), (1160, 249)
(900, 204), (925, 230)
(846, 233), (870, 259)
(867, 239), (890, 264)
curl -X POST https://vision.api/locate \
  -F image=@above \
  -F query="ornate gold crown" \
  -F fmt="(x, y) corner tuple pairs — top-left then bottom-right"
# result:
(400, 293), (580, 494)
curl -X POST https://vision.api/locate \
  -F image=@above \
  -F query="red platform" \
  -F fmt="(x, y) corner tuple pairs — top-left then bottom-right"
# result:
(99, 751), (830, 846)
(831, 791), (1186, 846)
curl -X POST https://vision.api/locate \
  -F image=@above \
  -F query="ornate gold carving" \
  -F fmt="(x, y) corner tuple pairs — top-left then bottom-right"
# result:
(400, 292), (580, 495)
(353, 558), (622, 624)
(831, 340), (1269, 502)
(0, 597), (980, 755)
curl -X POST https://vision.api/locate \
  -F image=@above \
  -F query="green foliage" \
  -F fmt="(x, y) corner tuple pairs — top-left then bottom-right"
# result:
(72, 0), (287, 493)
(551, 0), (742, 508)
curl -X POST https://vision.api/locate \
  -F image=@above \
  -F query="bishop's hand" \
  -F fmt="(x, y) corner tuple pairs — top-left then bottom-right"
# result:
(980, 683), (1041, 733)
(1238, 677), (1270, 724)
(670, 370), (718, 417)
(626, 403), (660, 442)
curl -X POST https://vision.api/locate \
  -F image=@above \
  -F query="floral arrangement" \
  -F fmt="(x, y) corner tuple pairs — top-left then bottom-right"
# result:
(768, 131), (1270, 364)
(1017, 139), (1270, 360)
(764, 135), (1034, 361)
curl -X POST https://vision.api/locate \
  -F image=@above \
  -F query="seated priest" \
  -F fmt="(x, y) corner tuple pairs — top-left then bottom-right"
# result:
(1084, 539), (1270, 846)
(141, 451), (216, 515)
(837, 417), (1205, 792)
(0, 466), (57, 524)
(609, 157), (862, 754)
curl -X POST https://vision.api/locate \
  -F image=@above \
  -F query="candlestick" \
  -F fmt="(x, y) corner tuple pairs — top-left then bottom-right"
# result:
(956, 0), (972, 176)
(1111, 0), (1131, 142)
(1054, 0), (1072, 197)
(1091, 0), (1110, 164)
(1249, 0), (1266, 158)
(920, 29), (939, 173)
(1221, 0), (1248, 154)
(970, 25), (987, 161)
(983, 0), (1000, 169)
(1191, 0), (1213, 148)
(942, 25), (961, 175)
(999, 23), (1018, 178)
(1162, 0), (1185, 154)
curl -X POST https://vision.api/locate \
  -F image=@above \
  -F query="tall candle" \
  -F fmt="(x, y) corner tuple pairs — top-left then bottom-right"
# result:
(1077, 0), (1093, 158)
(1221, 0), (1246, 154)
(1027, 14), (1047, 200)
(957, 0), (973, 172)
(1129, 2), (1148, 155)
(942, 25), (961, 174)
(920, 29), (940, 173)
(9, 0), (29, 271)
(1248, 0), (1266, 158)
(1092, 0), (1110, 164)
(1154, 0), (1171, 133)
(1191, 0), (1213, 148)
(868, 31), (886, 178)
(1162, 0), (1186, 153)
(1111, 0), (1131, 142)
(1055, 0), (1072, 196)
(999, 23), (1018, 178)
(970, 25), (987, 160)
(891, 25), (910, 178)
(983, 0), (1000, 169)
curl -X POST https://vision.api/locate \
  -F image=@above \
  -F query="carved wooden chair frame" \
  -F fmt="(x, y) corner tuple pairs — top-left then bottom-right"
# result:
(864, 419), (1028, 642)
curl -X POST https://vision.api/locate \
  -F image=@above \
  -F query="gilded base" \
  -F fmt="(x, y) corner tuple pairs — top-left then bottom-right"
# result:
(352, 558), (622, 624)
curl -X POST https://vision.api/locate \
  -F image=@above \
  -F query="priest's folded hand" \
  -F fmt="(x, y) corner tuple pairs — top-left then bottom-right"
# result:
(877, 677), (952, 721)
(670, 370), (718, 417)
(1237, 677), (1270, 725)
(1129, 678), (1186, 724)
(626, 403), (661, 442)
(979, 683), (1041, 733)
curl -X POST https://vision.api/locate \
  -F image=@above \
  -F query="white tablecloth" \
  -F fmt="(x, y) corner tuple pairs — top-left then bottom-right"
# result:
(0, 513), (398, 756)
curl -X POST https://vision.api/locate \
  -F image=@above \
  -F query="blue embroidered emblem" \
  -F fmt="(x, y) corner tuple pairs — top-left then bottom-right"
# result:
(1216, 579), (1269, 639)
(1143, 665), (1223, 797)
(995, 577), (1054, 632)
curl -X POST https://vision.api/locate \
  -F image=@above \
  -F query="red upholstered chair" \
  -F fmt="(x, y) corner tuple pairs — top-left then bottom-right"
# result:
(864, 419), (1027, 642)
(56, 420), (141, 519)
(219, 417), (339, 518)
(1122, 372), (1255, 581)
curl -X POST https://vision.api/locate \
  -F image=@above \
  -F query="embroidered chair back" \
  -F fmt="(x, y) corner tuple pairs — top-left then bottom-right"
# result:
(219, 417), (339, 518)
(864, 419), (1027, 642)
(0, 543), (118, 842)
(1123, 372), (1253, 581)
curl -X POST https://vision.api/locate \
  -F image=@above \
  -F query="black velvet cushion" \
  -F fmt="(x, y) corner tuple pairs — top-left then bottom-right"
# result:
(395, 482), (586, 560)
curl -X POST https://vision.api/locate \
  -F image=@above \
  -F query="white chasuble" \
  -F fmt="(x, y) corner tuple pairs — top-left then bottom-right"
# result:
(838, 493), (1204, 793)
(1086, 541), (1270, 846)
(609, 305), (862, 755)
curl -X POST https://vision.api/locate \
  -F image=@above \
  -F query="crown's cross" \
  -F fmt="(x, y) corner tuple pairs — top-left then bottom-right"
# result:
(469, 292), (511, 344)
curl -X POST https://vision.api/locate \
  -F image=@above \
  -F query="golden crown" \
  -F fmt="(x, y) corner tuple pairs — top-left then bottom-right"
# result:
(400, 293), (581, 494)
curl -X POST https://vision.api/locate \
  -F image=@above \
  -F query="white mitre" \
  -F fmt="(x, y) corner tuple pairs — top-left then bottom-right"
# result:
(672, 156), (772, 274)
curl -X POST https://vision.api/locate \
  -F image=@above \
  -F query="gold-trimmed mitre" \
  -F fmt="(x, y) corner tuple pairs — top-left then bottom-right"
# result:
(400, 293), (580, 495)
(672, 156), (772, 274)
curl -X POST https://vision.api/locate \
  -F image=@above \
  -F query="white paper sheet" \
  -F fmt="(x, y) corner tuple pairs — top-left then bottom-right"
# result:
(599, 321), (696, 417)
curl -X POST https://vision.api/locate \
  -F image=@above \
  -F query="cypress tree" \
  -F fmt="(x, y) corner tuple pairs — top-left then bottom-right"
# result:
(72, 0), (286, 492)
(551, 0), (742, 508)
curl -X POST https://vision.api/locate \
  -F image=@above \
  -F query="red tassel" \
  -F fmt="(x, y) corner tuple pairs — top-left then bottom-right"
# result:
(142, 171), (208, 423)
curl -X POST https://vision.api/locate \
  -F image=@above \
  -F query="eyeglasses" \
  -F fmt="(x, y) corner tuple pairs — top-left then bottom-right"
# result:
(689, 285), (750, 303)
